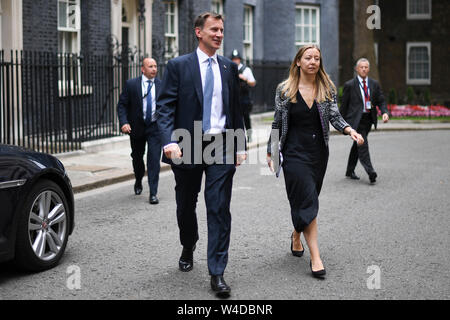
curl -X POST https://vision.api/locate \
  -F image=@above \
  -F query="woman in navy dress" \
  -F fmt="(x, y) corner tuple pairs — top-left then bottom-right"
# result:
(267, 45), (364, 278)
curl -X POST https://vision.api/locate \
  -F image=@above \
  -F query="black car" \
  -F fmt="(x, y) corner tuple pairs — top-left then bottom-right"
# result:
(0, 144), (74, 271)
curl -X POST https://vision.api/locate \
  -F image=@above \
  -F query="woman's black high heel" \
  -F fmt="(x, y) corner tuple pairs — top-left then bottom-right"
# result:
(290, 233), (304, 257)
(310, 260), (326, 278)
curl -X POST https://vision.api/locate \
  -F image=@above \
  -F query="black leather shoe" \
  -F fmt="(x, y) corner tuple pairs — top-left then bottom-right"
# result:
(291, 233), (304, 257)
(369, 172), (377, 184)
(346, 171), (360, 180)
(211, 275), (231, 298)
(134, 181), (143, 195)
(149, 195), (159, 204)
(310, 260), (326, 279)
(179, 245), (195, 272)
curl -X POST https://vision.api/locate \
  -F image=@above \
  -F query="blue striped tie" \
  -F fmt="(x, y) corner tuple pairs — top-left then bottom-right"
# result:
(203, 58), (214, 133)
(145, 80), (153, 125)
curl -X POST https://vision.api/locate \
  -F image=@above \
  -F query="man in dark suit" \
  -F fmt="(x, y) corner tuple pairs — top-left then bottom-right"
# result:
(157, 12), (246, 298)
(117, 58), (162, 204)
(340, 58), (389, 184)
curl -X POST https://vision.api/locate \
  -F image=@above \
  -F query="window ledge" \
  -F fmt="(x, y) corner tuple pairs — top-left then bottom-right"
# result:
(58, 85), (93, 97)
(406, 79), (431, 86)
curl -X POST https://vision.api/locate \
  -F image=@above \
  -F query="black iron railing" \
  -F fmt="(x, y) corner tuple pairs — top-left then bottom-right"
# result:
(1, 50), (141, 154)
(1, 50), (291, 154)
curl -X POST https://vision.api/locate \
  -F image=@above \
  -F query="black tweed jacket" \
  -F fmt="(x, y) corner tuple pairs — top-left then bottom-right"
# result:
(267, 85), (350, 176)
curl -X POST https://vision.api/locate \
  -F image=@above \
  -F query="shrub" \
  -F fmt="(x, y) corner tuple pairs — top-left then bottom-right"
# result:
(406, 86), (415, 105)
(424, 89), (431, 106)
(388, 88), (397, 105)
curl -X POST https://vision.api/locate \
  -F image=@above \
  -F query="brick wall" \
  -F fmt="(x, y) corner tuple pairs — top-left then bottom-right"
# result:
(81, 0), (111, 56)
(22, 0), (58, 52)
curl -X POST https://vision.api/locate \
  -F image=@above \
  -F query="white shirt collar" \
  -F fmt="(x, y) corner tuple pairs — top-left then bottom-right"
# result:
(357, 75), (368, 84)
(142, 74), (154, 83)
(197, 47), (218, 64)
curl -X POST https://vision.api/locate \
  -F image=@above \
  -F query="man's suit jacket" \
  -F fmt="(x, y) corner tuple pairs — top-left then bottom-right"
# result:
(117, 76), (162, 139)
(340, 77), (388, 129)
(156, 51), (244, 166)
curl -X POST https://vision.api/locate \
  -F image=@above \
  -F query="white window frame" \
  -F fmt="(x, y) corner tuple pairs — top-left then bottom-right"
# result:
(57, 0), (88, 96)
(58, 0), (81, 53)
(211, 0), (224, 56)
(295, 5), (320, 49)
(406, 42), (431, 85)
(164, 0), (179, 62)
(243, 5), (253, 64)
(407, 0), (432, 20)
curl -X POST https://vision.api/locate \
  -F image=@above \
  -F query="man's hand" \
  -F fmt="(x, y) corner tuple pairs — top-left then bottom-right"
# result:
(236, 153), (247, 167)
(121, 124), (131, 134)
(164, 144), (182, 159)
(267, 154), (274, 173)
(382, 113), (389, 123)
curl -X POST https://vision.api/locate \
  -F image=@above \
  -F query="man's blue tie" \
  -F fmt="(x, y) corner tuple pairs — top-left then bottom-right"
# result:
(203, 58), (214, 133)
(145, 80), (153, 125)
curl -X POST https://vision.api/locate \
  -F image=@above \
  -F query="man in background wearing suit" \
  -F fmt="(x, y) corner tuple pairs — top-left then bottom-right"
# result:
(340, 58), (389, 184)
(157, 12), (246, 298)
(118, 58), (162, 204)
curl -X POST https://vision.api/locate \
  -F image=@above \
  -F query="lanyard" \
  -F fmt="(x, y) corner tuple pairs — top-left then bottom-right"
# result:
(359, 80), (370, 100)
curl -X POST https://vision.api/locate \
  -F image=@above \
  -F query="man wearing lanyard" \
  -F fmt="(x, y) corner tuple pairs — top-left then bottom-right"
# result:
(340, 58), (389, 184)
(118, 58), (162, 204)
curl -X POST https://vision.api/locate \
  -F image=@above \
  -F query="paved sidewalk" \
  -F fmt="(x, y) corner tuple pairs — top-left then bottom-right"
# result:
(55, 113), (450, 193)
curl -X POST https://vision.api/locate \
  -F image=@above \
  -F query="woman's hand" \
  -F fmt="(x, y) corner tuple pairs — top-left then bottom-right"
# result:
(349, 129), (364, 146)
(267, 153), (274, 172)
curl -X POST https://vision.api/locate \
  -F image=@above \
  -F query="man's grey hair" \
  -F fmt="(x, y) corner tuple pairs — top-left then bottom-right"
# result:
(355, 58), (370, 68)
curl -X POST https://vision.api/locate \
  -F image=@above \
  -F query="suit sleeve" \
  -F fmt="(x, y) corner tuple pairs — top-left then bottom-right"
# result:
(156, 60), (179, 147)
(340, 82), (351, 120)
(231, 62), (247, 153)
(117, 80), (131, 129)
(374, 82), (388, 115)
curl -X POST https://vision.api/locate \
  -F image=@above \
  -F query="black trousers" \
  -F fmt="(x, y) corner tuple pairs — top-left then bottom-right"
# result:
(346, 113), (376, 175)
(171, 135), (236, 276)
(130, 121), (162, 196)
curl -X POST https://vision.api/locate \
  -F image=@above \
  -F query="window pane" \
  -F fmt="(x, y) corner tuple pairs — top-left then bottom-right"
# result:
(295, 9), (302, 25)
(409, 46), (429, 79)
(68, 4), (77, 28)
(312, 10), (316, 25)
(165, 3), (170, 33)
(312, 27), (317, 43)
(295, 26), (302, 43)
(122, 6), (127, 22)
(304, 9), (309, 25)
(304, 27), (310, 42)
(409, 0), (430, 14)
(59, 2), (67, 28)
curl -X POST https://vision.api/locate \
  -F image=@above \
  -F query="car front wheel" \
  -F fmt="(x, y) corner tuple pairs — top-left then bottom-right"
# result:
(14, 179), (70, 271)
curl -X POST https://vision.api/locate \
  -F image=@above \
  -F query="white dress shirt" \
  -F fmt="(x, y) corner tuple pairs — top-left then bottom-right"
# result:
(141, 74), (156, 121)
(357, 75), (370, 113)
(197, 47), (226, 134)
(238, 63), (256, 83)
